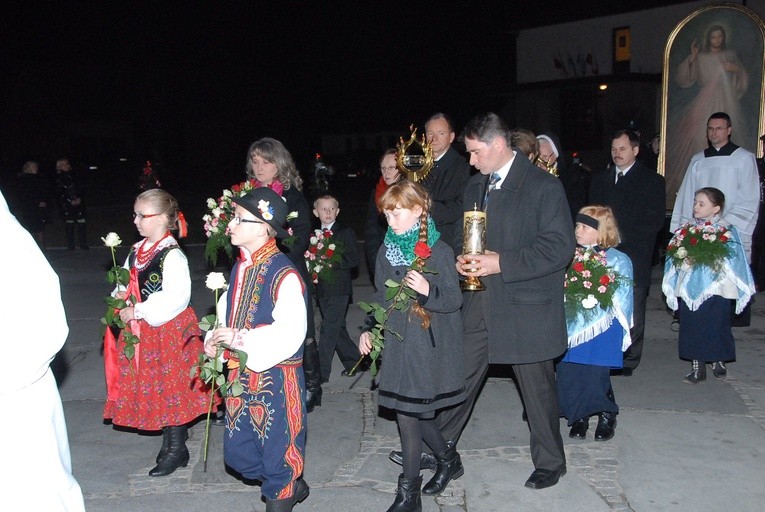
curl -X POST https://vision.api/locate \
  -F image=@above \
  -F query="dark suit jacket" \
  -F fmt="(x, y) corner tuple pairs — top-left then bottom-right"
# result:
(589, 160), (666, 289)
(420, 146), (471, 255)
(314, 221), (359, 297)
(458, 154), (575, 364)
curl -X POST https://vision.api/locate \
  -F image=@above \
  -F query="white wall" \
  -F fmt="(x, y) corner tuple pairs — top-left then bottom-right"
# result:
(516, 1), (764, 83)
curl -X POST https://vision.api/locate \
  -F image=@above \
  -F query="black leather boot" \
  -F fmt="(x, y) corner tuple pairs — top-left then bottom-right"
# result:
(593, 412), (617, 441)
(422, 444), (464, 495)
(149, 425), (189, 476)
(303, 339), (322, 413)
(156, 427), (189, 463)
(265, 478), (309, 511)
(386, 474), (422, 512)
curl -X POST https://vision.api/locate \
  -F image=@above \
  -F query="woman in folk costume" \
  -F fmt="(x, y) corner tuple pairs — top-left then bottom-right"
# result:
(558, 206), (634, 442)
(663, 187), (755, 383)
(103, 189), (215, 476)
(0, 190), (85, 511)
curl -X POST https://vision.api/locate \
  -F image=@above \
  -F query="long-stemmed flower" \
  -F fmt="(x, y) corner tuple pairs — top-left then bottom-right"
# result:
(191, 272), (247, 471)
(350, 241), (436, 376)
(100, 232), (140, 361)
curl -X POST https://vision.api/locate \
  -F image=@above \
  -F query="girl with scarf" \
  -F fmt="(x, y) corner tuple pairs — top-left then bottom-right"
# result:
(359, 180), (464, 512)
(104, 189), (214, 476)
(663, 187), (755, 383)
(558, 206), (634, 442)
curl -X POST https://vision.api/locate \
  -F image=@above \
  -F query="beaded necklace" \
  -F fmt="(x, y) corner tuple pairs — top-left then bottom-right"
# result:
(135, 232), (170, 267)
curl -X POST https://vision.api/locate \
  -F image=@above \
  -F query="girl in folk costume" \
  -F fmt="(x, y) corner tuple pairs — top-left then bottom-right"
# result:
(558, 206), (634, 442)
(359, 180), (465, 512)
(246, 137), (323, 413)
(103, 189), (215, 477)
(663, 187), (755, 383)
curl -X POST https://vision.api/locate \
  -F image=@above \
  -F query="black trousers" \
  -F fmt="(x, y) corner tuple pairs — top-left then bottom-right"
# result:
(316, 294), (359, 380)
(437, 291), (566, 472)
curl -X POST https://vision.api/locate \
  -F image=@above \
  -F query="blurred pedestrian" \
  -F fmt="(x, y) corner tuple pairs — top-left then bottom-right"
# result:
(16, 160), (50, 247)
(0, 189), (86, 511)
(54, 158), (88, 250)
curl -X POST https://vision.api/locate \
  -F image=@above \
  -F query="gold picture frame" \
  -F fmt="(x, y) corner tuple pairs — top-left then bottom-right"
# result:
(660, 3), (765, 211)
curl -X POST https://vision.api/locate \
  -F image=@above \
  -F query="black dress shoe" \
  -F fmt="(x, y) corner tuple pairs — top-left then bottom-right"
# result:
(568, 418), (589, 439)
(594, 412), (616, 441)
(524, 467), (566, 489)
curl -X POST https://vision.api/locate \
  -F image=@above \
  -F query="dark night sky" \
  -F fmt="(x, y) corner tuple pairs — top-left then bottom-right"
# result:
(1, 1), (695, 171)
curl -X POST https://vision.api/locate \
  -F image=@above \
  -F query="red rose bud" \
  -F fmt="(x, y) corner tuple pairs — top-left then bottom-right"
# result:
(573, 262), (585, 272)
(326, 249), (334, 257)
(309, 246), (318, 254)
(599, 275), (610, 285)
(720, 235), (728, 242)
(690, 238), (698, 246)
(414, 241), (432, 259)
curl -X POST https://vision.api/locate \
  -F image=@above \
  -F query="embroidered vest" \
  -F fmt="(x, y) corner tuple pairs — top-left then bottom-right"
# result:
(227, 242), (307, 344)
(128, 246), (176, 301)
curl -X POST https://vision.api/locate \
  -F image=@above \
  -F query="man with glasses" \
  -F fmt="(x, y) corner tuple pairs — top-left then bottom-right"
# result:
(422, 113), (472, 255)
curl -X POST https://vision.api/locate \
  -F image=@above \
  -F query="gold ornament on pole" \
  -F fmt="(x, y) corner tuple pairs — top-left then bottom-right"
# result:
(396, 125), (435, 182)
(460, 204), (487, 291)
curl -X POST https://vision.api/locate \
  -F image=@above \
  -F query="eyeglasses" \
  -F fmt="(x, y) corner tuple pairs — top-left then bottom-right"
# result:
(133, 212), (161, 219)
(231, 216), (261, 225)
(380, 166), (398, 172)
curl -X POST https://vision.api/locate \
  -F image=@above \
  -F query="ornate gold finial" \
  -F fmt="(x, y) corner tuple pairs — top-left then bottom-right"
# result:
(396, 124), (435, 182)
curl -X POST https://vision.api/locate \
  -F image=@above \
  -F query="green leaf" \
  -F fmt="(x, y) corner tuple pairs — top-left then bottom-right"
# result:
(373, 308), (386, 324)
(357, 301), (373, 313)
(384, 279), (400, 288)
(199, 314), (216, 332)
(230, 381), (244, 397)
(385, 286), (398, 301)
(124, 344), (135, 360)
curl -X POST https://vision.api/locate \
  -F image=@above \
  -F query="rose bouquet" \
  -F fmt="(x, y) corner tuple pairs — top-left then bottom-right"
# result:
(666, 221), (733, 272)
(564, 247), (628, 322)
(304, 228), (344, 284)
(203, 180), (298, 267)
(352, 241), (436, 376)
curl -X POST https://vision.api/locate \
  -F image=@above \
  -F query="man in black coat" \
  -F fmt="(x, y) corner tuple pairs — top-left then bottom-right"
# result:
(311, 194), (361, 383)
(589, 130), (666, 375)
(451, 113), (575, 489)
(422, 113), (472, 256)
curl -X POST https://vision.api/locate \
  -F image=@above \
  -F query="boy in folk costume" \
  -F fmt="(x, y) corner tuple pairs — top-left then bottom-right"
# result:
(204, 187), (309, 511)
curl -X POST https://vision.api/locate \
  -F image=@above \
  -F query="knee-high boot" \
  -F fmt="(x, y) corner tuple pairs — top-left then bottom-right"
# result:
(386, 474), (422, 512)
(303, 339), (322, 413)
(149, 425), (190, 476)
(422, 444), (464, 495)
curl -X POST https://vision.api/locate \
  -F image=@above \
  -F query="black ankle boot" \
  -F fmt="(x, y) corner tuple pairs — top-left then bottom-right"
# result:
(265, 478), (309, 511)
(422, 444), (464, 495)
(683, 359), (706, 384)
(386, 474), (422, 512)
(149, 426), (189, 476)
(156, 427), (190, 463)
(303, 339), (322, 413)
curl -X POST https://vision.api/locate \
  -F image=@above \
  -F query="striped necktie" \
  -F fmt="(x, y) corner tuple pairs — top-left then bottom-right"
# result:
(483, 172), (501, 209)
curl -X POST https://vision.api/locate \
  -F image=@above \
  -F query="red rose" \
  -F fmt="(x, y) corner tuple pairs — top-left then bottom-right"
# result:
(309, 246), (318, 254)
(573, 262), (585, 273)
(720, 234), (728, 242)
(326, 249), (334, 257)
(690, 238), (698, 246)
(414, 241), (432, 259)
(231, 184), (241, 193)
(680, 228), (688, 236)
(599, 275), (610, 285)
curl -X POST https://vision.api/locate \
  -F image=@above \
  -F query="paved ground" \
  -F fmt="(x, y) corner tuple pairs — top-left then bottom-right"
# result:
(50, 242), (765, 512)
